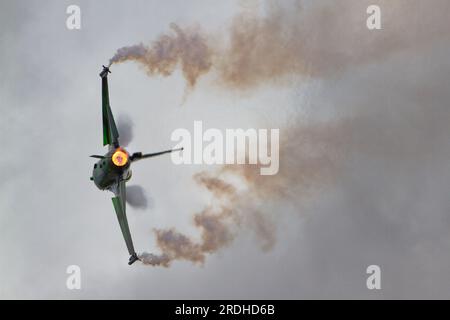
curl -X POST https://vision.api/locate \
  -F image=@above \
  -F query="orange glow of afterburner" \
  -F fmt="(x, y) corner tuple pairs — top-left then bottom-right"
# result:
(112, 149), (128, 167)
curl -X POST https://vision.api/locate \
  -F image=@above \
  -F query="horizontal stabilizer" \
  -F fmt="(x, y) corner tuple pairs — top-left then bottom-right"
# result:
(90, 155), (105, 159)
(130, 147), (183, 162)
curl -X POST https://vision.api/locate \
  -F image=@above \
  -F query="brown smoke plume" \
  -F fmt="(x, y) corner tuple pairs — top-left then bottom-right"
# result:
(140, 173), (238, 266)
(132, 0), (450, 266)
(140, 121), (344, 267)
(109, 1), (450, 90)
(109, 23), (212, 88)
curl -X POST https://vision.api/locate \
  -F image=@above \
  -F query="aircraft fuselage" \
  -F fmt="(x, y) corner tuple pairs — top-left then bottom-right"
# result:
(92, 147), (131, 191)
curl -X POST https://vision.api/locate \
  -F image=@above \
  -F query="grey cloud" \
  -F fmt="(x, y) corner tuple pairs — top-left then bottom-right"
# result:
(1, 0), (450, 299)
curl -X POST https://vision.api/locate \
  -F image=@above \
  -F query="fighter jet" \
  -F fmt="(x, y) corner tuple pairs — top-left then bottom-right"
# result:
(90, 65), (182, 265)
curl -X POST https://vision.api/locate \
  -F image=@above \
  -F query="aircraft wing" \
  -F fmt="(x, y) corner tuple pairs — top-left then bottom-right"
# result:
(111, 180), (138, 264)
(100, 67), (119, 147)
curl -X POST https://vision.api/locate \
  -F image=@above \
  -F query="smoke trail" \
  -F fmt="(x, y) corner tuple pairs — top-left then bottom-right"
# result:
(140, 173), (237, 266)
(139, 252), (171, 267)
(132, 0), (450, 266)
(108, 44), (147, 67)
(140, 122), (343, 266)
(109, 23), (212, 88)
(109, 1), (450, 90)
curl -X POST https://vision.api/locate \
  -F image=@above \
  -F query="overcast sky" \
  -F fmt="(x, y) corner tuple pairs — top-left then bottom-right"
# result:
(1, 0), (450, 299)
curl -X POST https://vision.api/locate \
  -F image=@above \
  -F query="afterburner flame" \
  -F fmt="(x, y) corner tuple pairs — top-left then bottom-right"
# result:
(112, 148), (129, 167)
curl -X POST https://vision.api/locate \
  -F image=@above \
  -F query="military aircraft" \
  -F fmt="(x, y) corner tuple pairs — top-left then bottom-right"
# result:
(90, 65), (182, 265)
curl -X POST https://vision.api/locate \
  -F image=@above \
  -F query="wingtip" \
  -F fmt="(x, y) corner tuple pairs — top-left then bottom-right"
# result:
(99, 65), (112, 78)
(128, 253), (140, 265)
